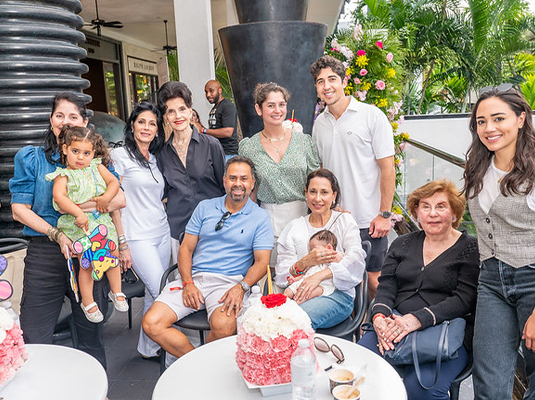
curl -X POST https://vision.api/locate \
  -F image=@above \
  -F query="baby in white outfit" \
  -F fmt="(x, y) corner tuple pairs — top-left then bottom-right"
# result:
(284, 230), (341, 304)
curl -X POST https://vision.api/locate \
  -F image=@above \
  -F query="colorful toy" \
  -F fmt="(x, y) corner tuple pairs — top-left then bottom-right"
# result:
(0, 254), (14, 301)
(72, 224), (119, 281)
(65, 246), (80, 302)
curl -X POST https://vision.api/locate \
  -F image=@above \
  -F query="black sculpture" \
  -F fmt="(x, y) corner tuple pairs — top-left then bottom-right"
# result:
(0, 0), (90, 238)
(219, 0), (327, 137)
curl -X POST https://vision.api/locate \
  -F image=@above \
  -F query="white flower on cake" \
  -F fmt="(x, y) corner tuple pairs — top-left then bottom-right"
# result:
(0, 307), (14, 331)
(282, 119), (303, 134)
(241, 299), (312, 341)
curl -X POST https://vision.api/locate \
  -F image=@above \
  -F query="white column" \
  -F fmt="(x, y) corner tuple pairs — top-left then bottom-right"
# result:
(173, 0), (215, 126)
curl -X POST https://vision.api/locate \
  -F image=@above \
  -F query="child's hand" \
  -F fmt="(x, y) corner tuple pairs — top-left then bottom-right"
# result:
(75, 213), (89, 232)
(94, 195), (111, 213)
(286, 275), (302, 285)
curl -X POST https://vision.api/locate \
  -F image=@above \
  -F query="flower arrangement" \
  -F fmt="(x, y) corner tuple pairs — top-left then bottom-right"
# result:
(236, 294), (314, 386)
(0, 306), (28, 386)
(324, 24), (409, 189)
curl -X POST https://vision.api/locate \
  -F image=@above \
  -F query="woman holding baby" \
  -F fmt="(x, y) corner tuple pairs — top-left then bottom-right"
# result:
(275, 169), (366, 329)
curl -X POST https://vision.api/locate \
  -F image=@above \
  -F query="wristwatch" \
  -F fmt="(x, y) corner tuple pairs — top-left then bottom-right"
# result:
(379, 211), (392, 219)
(239, 281), (250, 292)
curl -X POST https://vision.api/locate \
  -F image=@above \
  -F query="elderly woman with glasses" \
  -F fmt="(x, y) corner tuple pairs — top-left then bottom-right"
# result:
(358, 179), (479, 400)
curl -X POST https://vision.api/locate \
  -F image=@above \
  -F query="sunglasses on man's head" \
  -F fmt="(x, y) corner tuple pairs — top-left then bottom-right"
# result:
(215, 211), (232, 231)
(479, 83), (514, 96)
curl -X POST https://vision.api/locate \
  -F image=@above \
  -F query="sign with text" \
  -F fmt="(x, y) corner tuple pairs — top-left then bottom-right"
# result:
(128, 57), (157, 75)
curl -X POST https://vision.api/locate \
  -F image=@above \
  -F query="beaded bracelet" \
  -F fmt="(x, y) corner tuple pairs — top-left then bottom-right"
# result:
(372, 313), (386, 322)
(290, 263), (304, 276)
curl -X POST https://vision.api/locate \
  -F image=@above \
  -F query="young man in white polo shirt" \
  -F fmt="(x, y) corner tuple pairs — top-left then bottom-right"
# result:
(310, 55), (395, 298)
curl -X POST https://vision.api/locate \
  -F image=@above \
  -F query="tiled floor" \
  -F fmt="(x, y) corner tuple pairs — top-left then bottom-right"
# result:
(56, 296), (474, 400)
(103, 298), (160, 400)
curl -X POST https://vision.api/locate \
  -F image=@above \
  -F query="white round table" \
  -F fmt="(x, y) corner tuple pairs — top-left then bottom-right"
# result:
(153, 334), (407, 400)
(0, 344), (108, 400)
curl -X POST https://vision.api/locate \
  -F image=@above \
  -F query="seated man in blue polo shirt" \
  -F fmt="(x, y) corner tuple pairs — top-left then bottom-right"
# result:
(143, 156), (273, 358)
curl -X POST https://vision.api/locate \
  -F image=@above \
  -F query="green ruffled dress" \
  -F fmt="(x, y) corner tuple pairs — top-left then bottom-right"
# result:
(45, 158), (117, 244)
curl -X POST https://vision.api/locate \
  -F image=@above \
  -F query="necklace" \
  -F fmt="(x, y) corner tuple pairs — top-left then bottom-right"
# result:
(261, 130), (286, 142)
(173, 134), (190, 157)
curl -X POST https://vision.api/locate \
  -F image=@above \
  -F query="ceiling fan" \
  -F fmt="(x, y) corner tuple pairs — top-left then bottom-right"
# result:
(85, 0), (123, 37)
(160, 20), (177, 55)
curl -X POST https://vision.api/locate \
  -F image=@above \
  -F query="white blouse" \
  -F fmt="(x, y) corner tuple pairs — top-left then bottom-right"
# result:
(479, 158), (535, 214)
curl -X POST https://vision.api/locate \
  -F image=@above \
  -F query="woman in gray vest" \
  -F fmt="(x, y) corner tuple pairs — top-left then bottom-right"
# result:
(464, 86), (535, 400)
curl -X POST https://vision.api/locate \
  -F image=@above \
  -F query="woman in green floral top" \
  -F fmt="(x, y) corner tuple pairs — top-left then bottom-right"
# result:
(239, 82), (320, 267)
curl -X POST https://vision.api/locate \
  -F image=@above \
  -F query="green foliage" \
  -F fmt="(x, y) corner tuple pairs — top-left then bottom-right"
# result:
(214, 49), (234, 102)
(520, 73), (535, 108)
(352, 0), (535, 114)
(167, 50), (179, 81)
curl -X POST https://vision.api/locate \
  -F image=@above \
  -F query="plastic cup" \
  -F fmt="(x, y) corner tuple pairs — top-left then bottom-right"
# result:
(332, 384), (360, 400)
(328, 368), (355, 392)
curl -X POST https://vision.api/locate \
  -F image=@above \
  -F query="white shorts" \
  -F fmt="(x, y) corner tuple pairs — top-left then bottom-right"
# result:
(155, 272), (245, 321)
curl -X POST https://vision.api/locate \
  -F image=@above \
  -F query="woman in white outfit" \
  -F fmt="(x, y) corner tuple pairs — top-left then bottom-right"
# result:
(111, 101), (171, 358)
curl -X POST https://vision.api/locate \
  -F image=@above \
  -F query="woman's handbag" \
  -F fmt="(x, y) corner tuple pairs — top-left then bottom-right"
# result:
(383, 317), (466, 389)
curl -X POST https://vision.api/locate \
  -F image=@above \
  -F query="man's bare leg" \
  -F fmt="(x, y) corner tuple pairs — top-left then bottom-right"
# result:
(142, 302), (195, 358)
(207, 306), (237, 342)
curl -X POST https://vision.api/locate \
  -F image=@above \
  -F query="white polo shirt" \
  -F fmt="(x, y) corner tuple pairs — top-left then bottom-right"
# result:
(312, 97), (394, 228)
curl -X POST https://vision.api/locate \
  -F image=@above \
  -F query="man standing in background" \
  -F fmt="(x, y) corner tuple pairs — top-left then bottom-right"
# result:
(194, 80), (239, 161)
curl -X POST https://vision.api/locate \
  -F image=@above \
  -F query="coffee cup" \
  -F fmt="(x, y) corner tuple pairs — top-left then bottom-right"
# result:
(328, 368), (355, 392)
(332, 384), (360, 400)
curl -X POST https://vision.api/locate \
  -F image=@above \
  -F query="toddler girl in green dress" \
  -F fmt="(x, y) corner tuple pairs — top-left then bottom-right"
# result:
(46, 126), (128, 323)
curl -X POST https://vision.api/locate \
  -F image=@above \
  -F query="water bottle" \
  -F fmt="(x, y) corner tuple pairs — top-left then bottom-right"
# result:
(237, 299), (251, 327)
(248, 285), (262, 305)
(1, 301), (20, 326)
(291, 339), (316, 400)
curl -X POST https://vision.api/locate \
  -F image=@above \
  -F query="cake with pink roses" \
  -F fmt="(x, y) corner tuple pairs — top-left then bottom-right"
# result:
(0, 306), (28, 385)
(236, 293), (314, 385)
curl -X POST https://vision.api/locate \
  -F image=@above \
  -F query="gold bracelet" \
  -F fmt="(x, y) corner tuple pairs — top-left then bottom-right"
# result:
(46, 227), (54, 241)
(53, 229), (62, 242)
(47, 227), (60, 242)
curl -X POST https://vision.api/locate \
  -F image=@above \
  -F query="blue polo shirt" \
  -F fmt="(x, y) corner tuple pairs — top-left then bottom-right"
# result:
(185, 195), (274, 276)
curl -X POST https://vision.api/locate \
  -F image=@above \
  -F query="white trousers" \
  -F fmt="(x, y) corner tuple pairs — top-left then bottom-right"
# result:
(129, 232), (172, 357)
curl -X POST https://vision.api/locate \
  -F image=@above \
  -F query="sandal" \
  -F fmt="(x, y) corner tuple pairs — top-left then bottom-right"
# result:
(108, 291), (129, 312)
(81, 302), (104, 323)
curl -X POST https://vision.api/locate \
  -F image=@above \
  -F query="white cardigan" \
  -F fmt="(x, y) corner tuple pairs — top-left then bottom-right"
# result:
(275, 211), (366, 298)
